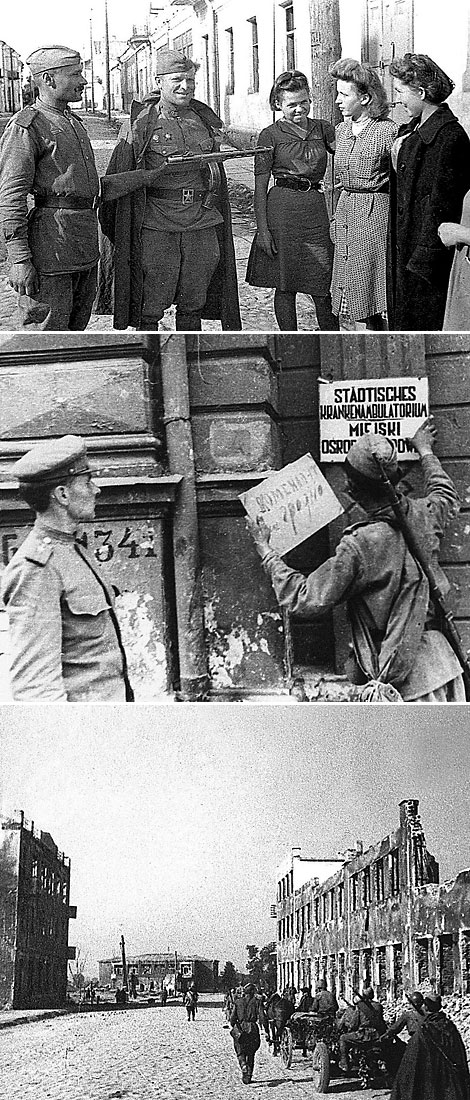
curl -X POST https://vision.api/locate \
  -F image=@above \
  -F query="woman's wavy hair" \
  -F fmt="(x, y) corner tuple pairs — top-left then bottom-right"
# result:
(389, 53), (455, 104)
(269, 70), (311, 111)
(329, 58), (390, 119)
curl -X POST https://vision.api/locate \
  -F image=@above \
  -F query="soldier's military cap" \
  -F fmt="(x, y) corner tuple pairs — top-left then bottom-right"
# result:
(345, 435), (400, 485)
(12, 436), (91, 485)
(424, 993), (442, 1013)
(155, 49), (195, 76)
(26, 46), (82, 76)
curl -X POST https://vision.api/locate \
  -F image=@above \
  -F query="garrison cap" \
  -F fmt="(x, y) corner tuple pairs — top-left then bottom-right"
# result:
(345, 435), (400, 485)
(26, 46), (82, 75)
(156, 49), (194, 76)
(12, 436), (91, 486)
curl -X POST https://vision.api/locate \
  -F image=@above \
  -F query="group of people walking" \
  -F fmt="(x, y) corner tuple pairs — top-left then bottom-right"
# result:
(227, 979), (470, 1097)
(1, 45), (469, 332)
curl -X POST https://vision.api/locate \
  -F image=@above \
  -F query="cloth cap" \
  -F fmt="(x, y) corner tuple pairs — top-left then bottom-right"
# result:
(362, 987), (374, 1000)
(301, 986), (310, 993)
(12, 436), (90, 485)
(26, 47), (82, 75)
(424, 993), (442, 1013)
(156, 49), (194, 76)
(346, 435), (399, 484)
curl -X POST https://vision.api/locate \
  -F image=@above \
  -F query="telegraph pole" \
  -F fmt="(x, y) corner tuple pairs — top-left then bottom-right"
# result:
(308, 0), (341, 214)
(104, 0), (111, 120)
(89, 11), (96, 114)
(120, 934), (128, 990)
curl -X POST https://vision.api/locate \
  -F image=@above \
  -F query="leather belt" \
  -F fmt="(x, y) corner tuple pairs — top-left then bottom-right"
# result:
(34, 194), (96, 210)
(274, 176), (321, 192)
(147, 186), (207, 205)
(342, 183), (389, 194)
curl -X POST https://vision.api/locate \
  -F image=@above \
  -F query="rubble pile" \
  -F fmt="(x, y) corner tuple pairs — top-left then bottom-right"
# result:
(384, 994), (470, 1058)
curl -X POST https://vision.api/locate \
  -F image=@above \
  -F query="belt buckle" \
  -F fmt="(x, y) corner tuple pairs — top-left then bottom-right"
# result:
(182, 187), (194, 205)
(299, 178), (310, 192)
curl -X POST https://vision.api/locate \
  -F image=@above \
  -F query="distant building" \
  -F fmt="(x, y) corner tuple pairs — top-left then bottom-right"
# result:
(0, 811), (77, 1008)
(276, 800), (470, 1003)
(0, 41), (22, 114)
(98, 951), (218, 993)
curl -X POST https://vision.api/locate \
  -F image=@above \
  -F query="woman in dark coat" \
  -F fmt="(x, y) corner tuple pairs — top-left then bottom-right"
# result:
(387, 53), (470, 331)
(246, 70), (338, 331)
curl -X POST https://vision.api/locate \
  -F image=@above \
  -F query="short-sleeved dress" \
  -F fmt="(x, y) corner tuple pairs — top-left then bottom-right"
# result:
(330, 117), (397, 320)
(246, 117), (335, 295)
(443, 190), (470, 330)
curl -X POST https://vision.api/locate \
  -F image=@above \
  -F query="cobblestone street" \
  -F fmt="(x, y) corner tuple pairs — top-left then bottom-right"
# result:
(0, 1001), (389, 1100)
(0, 111), (330, 333)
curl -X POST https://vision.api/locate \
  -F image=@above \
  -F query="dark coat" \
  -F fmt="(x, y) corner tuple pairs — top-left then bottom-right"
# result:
(391, 1011), (470, 1100)
(97, 96), (241, 330)
(387, 104), (470, 330)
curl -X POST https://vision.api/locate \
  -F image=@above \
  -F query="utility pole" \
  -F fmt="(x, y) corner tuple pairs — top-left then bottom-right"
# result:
(120, 934), (128, 990)
(90, 11), (96, 115)
(308, 0), (341, 214)
(104, 0), (111, 120)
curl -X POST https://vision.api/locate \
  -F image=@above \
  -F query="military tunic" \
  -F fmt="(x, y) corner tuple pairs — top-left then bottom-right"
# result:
(1, 521), (128, 702)
(0, 101), (99, 329)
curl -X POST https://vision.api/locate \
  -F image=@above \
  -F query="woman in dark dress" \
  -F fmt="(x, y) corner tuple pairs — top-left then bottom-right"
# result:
(246, 70), (339, 331)
(387, 53), (470, 331)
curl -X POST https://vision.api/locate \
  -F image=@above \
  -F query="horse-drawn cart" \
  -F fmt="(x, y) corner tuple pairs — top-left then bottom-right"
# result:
(279, 1012), (338, 1092)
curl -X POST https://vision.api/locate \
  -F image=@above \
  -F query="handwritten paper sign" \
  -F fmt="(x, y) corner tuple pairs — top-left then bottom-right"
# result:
(319, 376), (429, 462)
(239, 453), (344, 555)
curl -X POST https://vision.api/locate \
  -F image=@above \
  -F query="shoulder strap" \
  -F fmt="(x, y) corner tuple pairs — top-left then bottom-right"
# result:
(12, 106), (39, 129)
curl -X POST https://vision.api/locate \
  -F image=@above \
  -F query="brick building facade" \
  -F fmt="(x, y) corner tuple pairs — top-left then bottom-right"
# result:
(276, 800), (470, 1003)
(98, 952), (218, 994)
(0, 812), (76, 1009)
(0, 332), (469, 701)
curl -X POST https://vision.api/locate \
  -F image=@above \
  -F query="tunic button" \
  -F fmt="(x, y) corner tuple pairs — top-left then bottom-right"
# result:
(43, 537), (52, 544)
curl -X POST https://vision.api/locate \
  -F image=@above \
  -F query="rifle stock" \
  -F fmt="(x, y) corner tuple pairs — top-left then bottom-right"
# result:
(374, 455), (470, 699)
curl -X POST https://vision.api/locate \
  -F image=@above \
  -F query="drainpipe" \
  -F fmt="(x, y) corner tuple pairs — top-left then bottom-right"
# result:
(149, 335), (209, 701)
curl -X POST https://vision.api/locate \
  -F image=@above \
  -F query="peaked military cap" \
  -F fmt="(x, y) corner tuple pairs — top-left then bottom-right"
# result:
(345, 435), (400, 485)
(12, 436), (91, 485)
(26, 47), (82, 76)
(155, 49), (194, 76)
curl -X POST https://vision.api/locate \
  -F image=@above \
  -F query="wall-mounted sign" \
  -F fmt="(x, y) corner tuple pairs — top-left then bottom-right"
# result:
(240, 453), (343, 555)
(319, 376), (429, 462)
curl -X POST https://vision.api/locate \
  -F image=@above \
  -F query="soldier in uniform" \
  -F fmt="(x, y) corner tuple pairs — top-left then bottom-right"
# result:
(1, 436), (133, 702)
(99, 48), (240, 331)
(230, 982), (269, 1084)
(0, 46), (99, 330)
(248, 419), (465, 702)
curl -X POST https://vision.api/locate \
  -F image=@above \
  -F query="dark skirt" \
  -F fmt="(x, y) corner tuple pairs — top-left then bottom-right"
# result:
(246, 185), (333, 295)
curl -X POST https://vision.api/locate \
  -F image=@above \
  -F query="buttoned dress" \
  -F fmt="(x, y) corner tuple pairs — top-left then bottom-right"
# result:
(330, 117), (397, 320)
(0, 101), (99, 329)
(1, 521), (130, 701)
(246, 117), (335, 294)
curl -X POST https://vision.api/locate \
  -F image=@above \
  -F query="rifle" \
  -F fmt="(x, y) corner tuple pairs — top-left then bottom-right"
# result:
(374, 454), (470, 700)
(166, 147), (271, 164)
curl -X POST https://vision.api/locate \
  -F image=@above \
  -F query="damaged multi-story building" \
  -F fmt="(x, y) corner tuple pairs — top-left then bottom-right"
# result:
(0, 811), (77, 1008)
(276, 799), (470, 1003)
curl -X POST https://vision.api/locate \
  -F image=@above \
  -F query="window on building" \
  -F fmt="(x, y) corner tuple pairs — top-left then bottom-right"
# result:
(322, 893), (328, 923)
(321, 955), (328, 982)
(247, 17), (259, 93)
(376, 945), (387, 991)
(329, 953), (337, 991)
(392, 943), (403, 999)
(173, 30), (193, 60)
(314, 897), (320, 926)
(363, 948), (372, 988)
(307, 902), (311, 931)
(390, 849), (400, 896)
(278, 920), (282, 942)
(31, 860), (38, 892)
(462, 932), (470, 994)
(362, 866), (371, 906)
(285, 4), (295, 69)
(329, 889), (335, 921)
(313, 957), (320, 985)
(296, 909), (300, 935)
(351, 873), (359, 911)
(440, 934), (455, 995)
(338, 882), (344, 917)
(375, 858), (385, 902)
(226, 28), (234, 94)
(352, 950), (360, 992)
(338, 953), (346, 995)
(416, 938), (430, 983)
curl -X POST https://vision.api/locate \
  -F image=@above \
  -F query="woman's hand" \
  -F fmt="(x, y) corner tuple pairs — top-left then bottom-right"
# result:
(438, 221), (464, 248)
(257, 228), (278, 259)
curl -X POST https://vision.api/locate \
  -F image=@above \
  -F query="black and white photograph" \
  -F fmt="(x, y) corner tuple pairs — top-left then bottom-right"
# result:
(1, 2), (470, 1099)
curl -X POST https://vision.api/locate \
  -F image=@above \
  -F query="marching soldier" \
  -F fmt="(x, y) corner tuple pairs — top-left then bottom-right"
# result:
(0, 46), (99, 329)
(1, 436), (133, 702)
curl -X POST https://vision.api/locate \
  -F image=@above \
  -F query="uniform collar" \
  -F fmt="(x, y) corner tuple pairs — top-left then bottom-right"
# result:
(34, 519), (77, 543)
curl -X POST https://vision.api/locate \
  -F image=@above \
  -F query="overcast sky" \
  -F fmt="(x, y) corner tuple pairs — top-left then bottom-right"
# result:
(1, 705), (469, 976)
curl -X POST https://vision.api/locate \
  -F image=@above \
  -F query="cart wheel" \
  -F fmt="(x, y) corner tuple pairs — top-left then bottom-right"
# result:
(280, 1029), (293, 1068)
(312, 1041), (330, 1093)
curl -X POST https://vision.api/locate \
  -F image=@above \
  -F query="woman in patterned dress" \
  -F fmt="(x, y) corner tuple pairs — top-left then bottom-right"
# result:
(246, 70), (339, 331)
(329, 59), (397, 330)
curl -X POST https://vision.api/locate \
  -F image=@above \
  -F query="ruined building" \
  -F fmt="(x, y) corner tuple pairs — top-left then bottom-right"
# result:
(276, 800), (470, 1003)
(0, 812), (76, 1008)
(98, 952), (218, 994)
